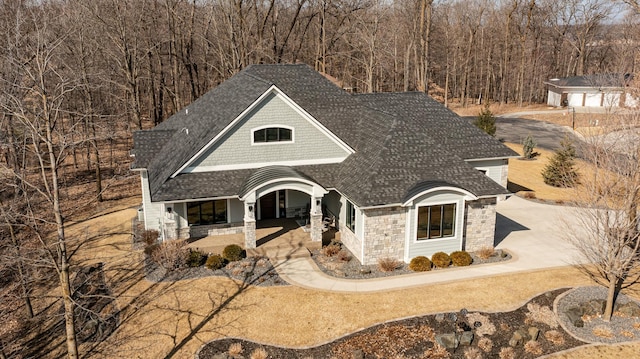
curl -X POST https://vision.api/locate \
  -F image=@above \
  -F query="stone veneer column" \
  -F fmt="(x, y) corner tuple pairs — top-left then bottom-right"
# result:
(310, 213), (322, 242)
(244, 201), (256, 249)
(464, 198), (497, 251)
(244, 220), (256, 249)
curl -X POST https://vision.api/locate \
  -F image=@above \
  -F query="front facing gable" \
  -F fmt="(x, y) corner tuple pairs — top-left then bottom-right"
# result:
(179, 86), (354, 173)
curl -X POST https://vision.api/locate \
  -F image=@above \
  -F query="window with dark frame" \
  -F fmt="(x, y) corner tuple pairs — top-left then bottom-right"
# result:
(416, 203), (456, 240)
(253, 127), (292, 143)
(187, 199), (227, 225)
(346, 200), (356, 232)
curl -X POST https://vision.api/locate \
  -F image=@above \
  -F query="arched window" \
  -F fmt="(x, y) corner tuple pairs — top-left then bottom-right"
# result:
(252, 127), (293, 143)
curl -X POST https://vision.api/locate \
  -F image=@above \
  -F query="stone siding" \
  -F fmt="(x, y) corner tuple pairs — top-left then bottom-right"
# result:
(464, 198), (497, 251)
(339, 227), (363, 264)
(189, 223), (243, 238)
(244, 220), (256, 249)
(500, 162), (509, 188)
(361, 206), (406, 265)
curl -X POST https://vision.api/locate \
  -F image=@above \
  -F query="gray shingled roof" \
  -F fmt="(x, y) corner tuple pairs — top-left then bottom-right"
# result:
(545, 74), (632, 89)
(133, 64), (515, 206)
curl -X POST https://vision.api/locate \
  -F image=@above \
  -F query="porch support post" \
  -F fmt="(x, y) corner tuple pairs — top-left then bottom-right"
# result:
(310, 196), (323, 242)
(244, 201), (256, 249)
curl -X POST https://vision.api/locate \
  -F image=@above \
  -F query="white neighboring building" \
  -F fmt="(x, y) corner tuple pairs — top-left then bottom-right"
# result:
(545, 74), (637, 109)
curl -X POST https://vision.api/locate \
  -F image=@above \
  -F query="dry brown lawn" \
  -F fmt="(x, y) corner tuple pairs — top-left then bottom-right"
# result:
(56, 197), (640, 359)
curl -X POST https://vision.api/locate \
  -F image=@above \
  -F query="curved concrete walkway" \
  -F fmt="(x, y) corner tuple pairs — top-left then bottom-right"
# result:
(273, 196), (584, 293)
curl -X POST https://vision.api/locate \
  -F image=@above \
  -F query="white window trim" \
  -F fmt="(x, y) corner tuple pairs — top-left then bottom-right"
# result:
(250, 124), (295, 145)
(412, 200), (461, 244)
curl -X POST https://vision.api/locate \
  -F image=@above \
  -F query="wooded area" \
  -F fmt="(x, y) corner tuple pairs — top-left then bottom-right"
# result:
(0, 0), (638, 358)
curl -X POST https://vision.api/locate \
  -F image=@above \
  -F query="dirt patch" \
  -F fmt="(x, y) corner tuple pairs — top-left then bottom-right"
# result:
(198, 289), (585, 359)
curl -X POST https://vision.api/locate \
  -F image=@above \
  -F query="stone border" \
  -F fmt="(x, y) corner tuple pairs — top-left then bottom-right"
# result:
(553, 286), (640, 345)
(194, 287), (565, 358)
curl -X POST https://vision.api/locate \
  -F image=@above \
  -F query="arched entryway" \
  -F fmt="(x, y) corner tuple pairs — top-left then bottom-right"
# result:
(239, 166), (328, 249)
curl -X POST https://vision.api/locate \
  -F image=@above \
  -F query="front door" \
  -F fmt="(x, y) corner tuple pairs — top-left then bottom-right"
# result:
(259, 192), (277, 220)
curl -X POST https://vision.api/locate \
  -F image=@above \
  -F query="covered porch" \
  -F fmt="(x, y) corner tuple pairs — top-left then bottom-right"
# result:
(186, 218), (339, 259)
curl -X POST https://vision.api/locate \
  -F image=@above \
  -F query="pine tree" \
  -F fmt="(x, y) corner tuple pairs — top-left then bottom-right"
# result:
(473, 103), (496, 136)
(542, 137), (579, 187)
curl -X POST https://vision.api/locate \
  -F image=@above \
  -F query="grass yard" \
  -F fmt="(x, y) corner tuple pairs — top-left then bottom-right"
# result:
(51, 196), (639, 359)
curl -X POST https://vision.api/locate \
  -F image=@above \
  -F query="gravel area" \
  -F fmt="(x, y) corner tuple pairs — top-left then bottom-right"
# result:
(311, 244), (511, 280)
(555, 286), (640, 344)
(145, 256), (290, 287)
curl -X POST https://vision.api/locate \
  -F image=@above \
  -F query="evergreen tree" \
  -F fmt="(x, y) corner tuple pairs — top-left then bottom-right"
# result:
(522, 134), (539, 160)
(473, 103), (496, 136)
(542, 137), (579, 187)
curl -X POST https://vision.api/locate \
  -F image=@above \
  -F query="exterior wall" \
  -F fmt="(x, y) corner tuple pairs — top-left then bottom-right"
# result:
(464, 198), (497, 251)
(405, 190), (466, 261)
(547, 89), (561, 107)
(467, 159), (509, 188)
(229, 198), (244, 223)
(189, 222), (244, 238)
(361, 207), (406, 265)
(567, 92), (583, 107)
(140, 171), (163, 231)
(339, 225), (363, 263)
(188, 92), (349, 171)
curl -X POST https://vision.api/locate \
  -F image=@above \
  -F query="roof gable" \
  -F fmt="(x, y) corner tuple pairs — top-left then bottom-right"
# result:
(176, 86), (354, 174)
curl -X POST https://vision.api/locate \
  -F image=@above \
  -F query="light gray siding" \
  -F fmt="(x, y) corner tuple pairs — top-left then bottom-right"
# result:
(467, 159), (509, 188)
(140, 171), (163, 231)
(188, 92), (349, 171)
(229, 198), (244, 222)
(405, 190), (465, 261)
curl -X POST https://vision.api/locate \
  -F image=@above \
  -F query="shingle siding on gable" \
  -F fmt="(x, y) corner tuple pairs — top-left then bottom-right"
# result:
(187, 93), (349, 171)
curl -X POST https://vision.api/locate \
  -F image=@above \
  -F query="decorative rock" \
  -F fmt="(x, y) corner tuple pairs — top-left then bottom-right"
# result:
(528, 327), (540, 341)
(460, 308), (468, 316)
(212, 354), (229, 359)
(564, 307), (584, 328)
(352, 349), (364, 359)
(581, 299), (606, 316)
(473, 321), (482, 328)
(436, 333), (459, 349)
(616, 301), (640, 317)
(508, 330), (524, 347)
(457, 320), (472, 332)
(447, 313), (458, 322)
(359, 268), (372, 275)
(459, 331), (474, 346)
(435, 313), (445, 323)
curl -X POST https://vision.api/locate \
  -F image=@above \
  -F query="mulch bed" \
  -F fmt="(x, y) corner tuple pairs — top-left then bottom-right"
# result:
(311, 244), (511, 280)
(197, 288), (588, 359)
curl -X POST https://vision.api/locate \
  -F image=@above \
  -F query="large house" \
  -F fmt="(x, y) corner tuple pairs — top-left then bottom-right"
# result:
(131, 64), (517, 265)
(545, 74), (637, 108)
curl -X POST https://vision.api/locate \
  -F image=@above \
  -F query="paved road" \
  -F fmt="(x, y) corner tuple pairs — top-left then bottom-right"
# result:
(464, 115), (580, 151)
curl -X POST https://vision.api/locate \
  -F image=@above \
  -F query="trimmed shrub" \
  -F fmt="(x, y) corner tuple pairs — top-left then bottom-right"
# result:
(141, 229), (159, 246)
(450, 251), (473, 266)
(377, 257), (401, 272)
(186, 248), (207, 267)
(205, 254), (226, 270)
(431, 252), (451, 268)
(409, 256), (432, 272)
(222, 244), (245, 262)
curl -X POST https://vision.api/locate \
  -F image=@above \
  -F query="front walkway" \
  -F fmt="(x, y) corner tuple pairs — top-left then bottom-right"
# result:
(273, 196), (585, 293)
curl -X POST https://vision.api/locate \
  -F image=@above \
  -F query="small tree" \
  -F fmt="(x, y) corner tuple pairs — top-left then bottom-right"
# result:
(522, 134), (539, 160)
(566, 112), (640, 321)
(473, 103), (496, 136)
(542, 137), (579, 187)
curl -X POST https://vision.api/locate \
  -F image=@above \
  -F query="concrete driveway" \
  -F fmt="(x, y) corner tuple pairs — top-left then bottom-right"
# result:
(274, 196), (585, 292)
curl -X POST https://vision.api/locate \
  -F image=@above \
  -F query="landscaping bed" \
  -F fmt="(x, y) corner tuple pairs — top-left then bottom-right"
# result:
(310, 242), (511, 280)
(198, 288), (591, 359)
